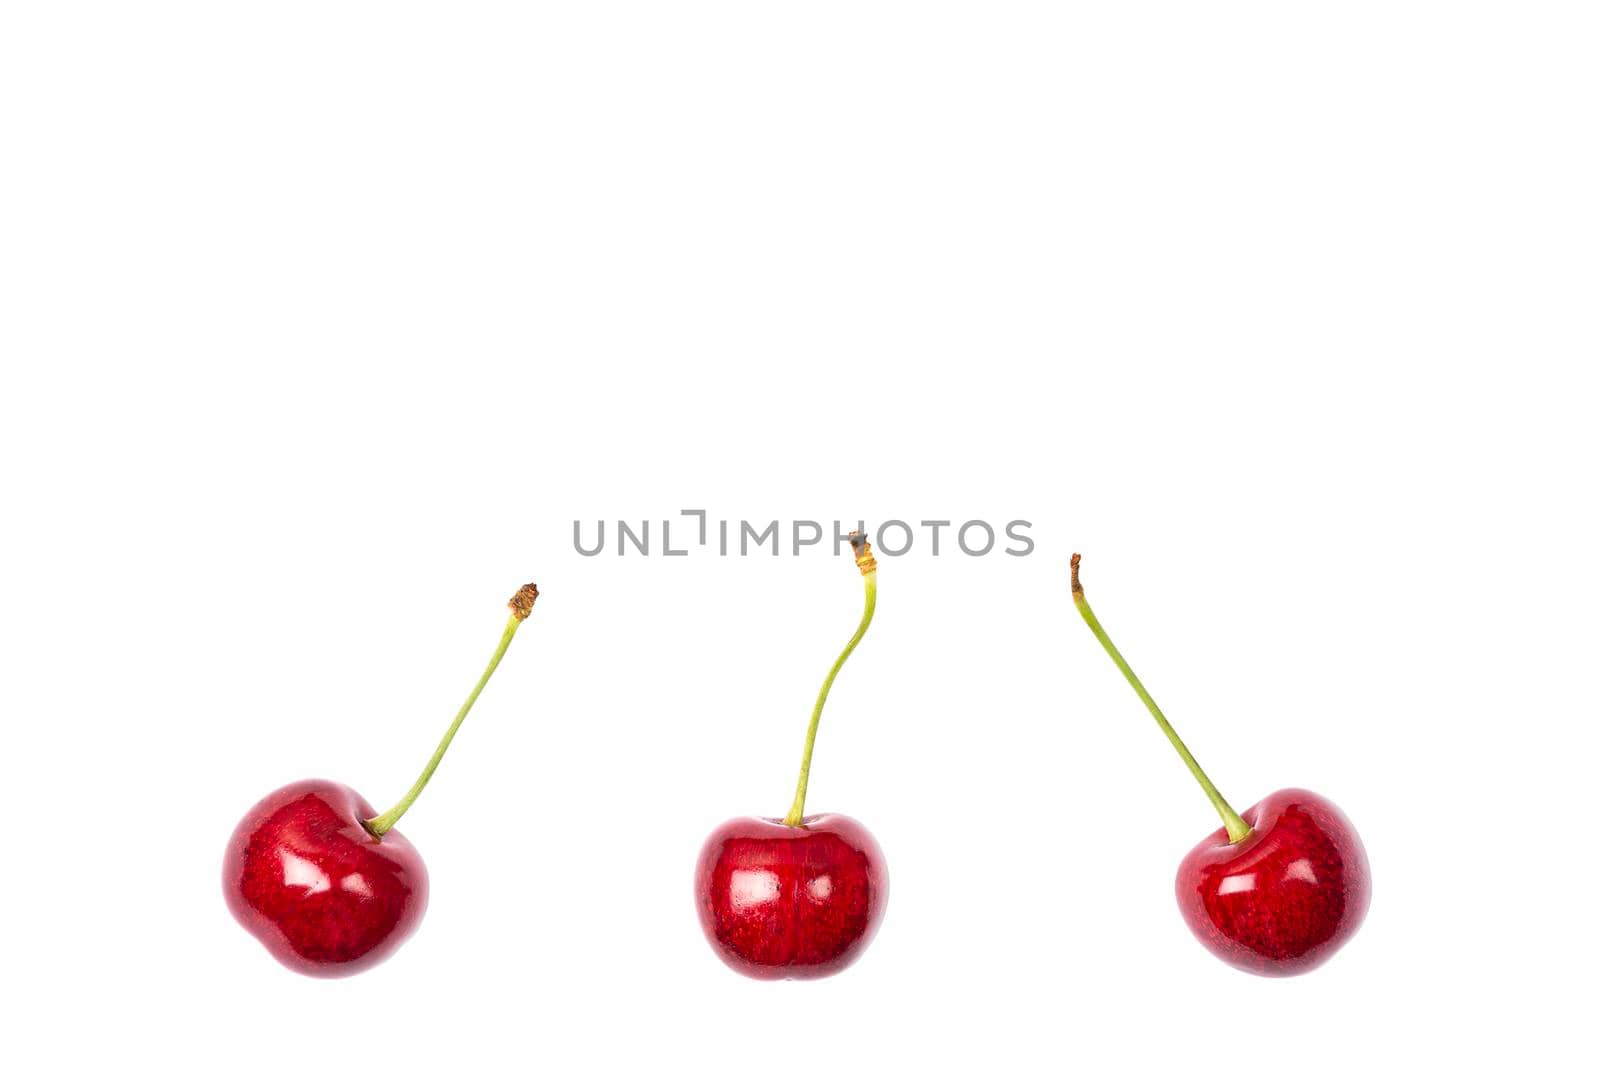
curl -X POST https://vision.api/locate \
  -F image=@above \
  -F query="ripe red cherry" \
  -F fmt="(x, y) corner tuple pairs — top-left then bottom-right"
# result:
(696, 533), (888, 979)
(695, 814), (887, 979)
(1072, 556), (1371, 976)
(223, 583), (538, 977)
(222, 780), (427, 976)
(1177, 788), (1370, 976)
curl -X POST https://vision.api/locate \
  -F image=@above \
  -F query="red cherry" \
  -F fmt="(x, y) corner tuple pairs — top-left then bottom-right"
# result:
(223, 780), (427, 976)
(1177, 788), (1370, 975)
(223, 583), (538, 977)
(1072, 556), (1371, 976)
(695, 814), (888, 980)
(699, 533), (887, 979)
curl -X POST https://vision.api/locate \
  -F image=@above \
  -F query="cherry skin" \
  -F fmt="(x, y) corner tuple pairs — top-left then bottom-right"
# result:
(223, 779), (428, 977)
(695, 813), (888, 979)
(1176, 788), (1370, 976)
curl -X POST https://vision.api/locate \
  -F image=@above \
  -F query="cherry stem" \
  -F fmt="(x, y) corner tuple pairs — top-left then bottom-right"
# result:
(1070, 555), (1252, 844)
(364, 583), (539, 838)
(782, 533), (878, 828)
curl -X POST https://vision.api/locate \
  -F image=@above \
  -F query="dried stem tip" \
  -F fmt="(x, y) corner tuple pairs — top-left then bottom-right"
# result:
(1070, 553), (1084, 600)
(508, 582), (540, 620)
(849, 531), (877, 576)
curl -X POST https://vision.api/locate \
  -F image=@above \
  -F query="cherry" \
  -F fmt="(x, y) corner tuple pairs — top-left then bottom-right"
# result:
(694, 533), (889, 979)
(1176, 788), (1370, 976)
(222, 582), (538, 977)
(695, 814), (887, 980)
(1071, 556), (1370, 976)
(222, 779), (426, 976)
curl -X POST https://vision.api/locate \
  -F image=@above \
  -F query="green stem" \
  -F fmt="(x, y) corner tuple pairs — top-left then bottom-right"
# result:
(1070, 555), (1252, 844)
(782, 536), (878, 827)
(364, 584), (538, 838)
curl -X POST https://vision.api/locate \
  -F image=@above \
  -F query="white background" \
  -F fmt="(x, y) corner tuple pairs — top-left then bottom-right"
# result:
(2, 3), (1596, 1063)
